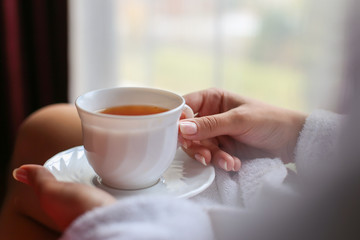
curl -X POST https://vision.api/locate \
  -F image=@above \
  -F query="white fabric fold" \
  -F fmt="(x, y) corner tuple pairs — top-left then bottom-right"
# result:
(192, 157), (287, 208)
(60, 196), (215, 240)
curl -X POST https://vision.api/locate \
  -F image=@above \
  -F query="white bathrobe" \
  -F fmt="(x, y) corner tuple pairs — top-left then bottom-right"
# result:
(60, 110), (345, 240)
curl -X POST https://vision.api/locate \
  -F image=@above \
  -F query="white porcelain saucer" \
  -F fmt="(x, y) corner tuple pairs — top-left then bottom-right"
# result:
(44, 146), (215, 199)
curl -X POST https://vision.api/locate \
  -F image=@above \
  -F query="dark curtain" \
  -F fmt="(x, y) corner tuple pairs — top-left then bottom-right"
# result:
(0, 0), (68, 204)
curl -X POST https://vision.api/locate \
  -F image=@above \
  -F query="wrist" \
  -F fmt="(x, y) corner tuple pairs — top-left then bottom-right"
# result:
(282, 111), (307, 163)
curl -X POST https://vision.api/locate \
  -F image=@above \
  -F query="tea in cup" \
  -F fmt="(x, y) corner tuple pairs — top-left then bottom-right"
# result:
(75, 87), (193, 190)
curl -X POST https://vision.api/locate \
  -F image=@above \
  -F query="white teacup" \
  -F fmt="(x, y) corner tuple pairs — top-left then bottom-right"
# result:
(75, 87), (193, 190)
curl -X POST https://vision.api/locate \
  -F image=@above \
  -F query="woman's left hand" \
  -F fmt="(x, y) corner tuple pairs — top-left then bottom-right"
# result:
(13, 165), (116, 231)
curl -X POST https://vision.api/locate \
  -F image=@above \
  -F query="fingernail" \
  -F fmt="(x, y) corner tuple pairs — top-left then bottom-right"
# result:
(195, 154), (207, 166)
(179, 121), (197, 135)
(13, 168), (28, 184)
(219, 159), (228, 171)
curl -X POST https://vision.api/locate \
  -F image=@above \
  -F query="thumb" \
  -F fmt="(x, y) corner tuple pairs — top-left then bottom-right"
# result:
(13, 164), (56, 193)
(179, 111), (233, 140)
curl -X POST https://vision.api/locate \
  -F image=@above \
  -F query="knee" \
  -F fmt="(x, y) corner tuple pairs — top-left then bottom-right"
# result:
(18, 104), (79, 140)
(12, 104), (82, 165)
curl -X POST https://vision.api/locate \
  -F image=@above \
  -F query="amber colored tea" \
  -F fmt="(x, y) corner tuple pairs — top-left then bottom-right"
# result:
(99, 105), (169, 116)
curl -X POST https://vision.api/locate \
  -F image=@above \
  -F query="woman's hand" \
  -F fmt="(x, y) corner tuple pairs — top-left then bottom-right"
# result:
(178, 88), (307, 171)
(13, 164), (116, 232)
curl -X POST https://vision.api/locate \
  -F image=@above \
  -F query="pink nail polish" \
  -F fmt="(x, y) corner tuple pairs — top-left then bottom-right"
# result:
(179, 121), (197, 135)
(195, 154), (207, 166)
(13, 168), (28, 183)
(219, 159), (228, 171)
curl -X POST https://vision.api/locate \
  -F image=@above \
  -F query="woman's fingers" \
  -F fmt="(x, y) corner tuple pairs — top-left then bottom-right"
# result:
(182, 139), (241, 171)
(232, 156), (241, 171)
(181, 142), (212, 166)
(13, 164), (56, 192)
(179, 112), (234, 141)
(211, 147), (236, 171)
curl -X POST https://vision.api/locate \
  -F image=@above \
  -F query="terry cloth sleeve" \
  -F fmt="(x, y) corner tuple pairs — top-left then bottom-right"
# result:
(192, 158), (288, 208)
(294, 109), (344, 178)
(60, 195), (215, 240)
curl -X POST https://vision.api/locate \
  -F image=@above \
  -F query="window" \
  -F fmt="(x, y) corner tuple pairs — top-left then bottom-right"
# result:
(69, 0), (345, 112)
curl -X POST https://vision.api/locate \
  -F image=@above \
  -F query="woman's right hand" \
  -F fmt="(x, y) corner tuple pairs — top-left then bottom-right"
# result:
(178, 88), (307, 171)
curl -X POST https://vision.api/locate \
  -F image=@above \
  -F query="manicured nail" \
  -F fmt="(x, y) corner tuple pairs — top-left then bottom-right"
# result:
(219, 159), (228, 171)
(195, 154), (207, 166)
(232, 158), (241, 171)
(179, 121), (197, 135)
(13, 168), (28, 184)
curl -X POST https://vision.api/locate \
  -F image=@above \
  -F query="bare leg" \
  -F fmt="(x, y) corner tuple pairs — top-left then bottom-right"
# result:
(0, 104), (82, 239)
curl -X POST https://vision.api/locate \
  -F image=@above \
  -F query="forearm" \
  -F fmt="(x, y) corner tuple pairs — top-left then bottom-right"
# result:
(281, 109), (308, 163)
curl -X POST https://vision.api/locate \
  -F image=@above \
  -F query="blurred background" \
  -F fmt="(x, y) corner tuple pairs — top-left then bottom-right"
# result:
(0, 0), (347, 203)
(69, 0), (346, 111)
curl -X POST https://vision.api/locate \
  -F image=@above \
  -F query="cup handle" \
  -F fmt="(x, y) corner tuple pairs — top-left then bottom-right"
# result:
(182, 104), (194, 119)
(177, 104), (194, 149)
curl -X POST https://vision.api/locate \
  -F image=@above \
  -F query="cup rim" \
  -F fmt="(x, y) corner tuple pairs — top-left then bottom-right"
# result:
(75, 86), (185, 119)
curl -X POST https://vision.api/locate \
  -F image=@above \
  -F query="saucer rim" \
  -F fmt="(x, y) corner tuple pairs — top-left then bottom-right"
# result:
(44, 146), (215, 199)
